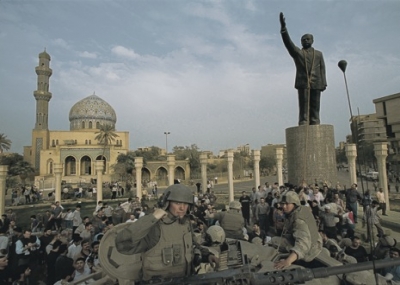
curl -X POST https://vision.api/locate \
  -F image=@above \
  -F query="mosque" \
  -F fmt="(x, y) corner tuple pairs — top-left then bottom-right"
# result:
(23, 51), (130, 187)
(23, 51), (191, 189)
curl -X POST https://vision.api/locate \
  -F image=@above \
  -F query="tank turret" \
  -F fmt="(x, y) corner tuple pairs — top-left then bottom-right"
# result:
(99, 223), (400, 285)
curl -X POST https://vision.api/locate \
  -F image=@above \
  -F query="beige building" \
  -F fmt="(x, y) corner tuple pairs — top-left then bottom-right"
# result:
(24, 51), (129, 187)
(374, 92), (400, 167)
(349, 113), (386, 144)
(23, 51), (191, 189)
(261, 144), (286, 160)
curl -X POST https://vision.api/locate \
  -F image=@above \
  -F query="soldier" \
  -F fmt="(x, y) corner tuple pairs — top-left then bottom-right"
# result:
(115, 184), (218, 281)
(272, 191), (322, 269)
(207, 200), (245, 240)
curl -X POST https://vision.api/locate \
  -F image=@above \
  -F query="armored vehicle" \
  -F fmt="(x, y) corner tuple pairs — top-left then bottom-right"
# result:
(90, 223), (400, 285)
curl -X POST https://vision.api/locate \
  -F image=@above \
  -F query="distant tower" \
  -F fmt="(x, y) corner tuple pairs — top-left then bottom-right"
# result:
(34, 50), (52, 129)
(31, 50), (52, 172)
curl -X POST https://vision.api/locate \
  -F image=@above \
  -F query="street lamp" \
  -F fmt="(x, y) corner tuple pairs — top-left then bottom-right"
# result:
(164, 132), (170, 154)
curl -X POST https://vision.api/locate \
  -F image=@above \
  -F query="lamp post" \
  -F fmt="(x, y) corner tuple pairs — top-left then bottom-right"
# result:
(164, 132), (170, 154)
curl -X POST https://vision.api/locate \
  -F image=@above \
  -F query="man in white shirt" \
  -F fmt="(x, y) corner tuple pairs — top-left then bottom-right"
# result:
(126, 214), (138, 223)
(72, 205), (82, 234)
(67, 236), (83, 260)
(15, 229), (41, 266)
(0, 229), (8, 251)
(309, 187), (324, 205)
(72, 257), (93, 284)
(376, 188), (387, 216)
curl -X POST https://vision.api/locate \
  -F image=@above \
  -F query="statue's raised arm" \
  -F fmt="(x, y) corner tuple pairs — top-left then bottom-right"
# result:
(279, 12), (286, 29)
(279, 12), (327, 126)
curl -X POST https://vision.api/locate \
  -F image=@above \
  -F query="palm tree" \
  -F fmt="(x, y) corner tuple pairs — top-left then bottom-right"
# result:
(13, 160), (35, 185)
(0, 133), (12, 154)
(95, 124), (119, 172)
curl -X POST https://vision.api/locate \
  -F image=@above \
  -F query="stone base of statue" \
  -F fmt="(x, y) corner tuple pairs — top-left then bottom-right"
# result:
(285, 124), (337, 187)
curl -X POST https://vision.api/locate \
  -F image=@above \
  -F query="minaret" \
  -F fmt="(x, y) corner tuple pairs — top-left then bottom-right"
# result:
(31, 50), (52, 173)
(34, 50), (52, 129)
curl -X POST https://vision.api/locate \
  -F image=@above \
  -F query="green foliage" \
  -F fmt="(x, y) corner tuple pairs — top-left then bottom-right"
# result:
(113, 147), (163, 181)
(131, 147), (164, 163)
(0, 152), (23, 167)
(95, 124), (119, 159)
(207, 163), (217, 170)
(172, 144), (201, 175)
(6, 176), (18, 188)
(259, 155), (276, 171)
(0, 152), (34, 184)
(115, 152), (136, 173)
(357, 142), (377, 169)
(0, 133), (11, 154)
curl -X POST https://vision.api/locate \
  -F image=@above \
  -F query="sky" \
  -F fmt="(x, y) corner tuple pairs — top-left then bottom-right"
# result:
(1, 0), (399, 155)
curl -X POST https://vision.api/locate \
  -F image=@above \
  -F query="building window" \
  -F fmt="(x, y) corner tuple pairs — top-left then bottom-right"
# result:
(96, 122), (100, 129)
(48, 160), (53, 174)
(89, 121), (93, 129)
(85, 140), (88, 145)
(82, 121), (85, 129)
(56, 140), (59, 145)
(89, 140), (91, 145)
(52, 139), (55, 147)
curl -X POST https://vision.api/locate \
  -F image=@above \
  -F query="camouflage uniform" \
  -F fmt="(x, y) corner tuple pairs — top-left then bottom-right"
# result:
(115, 212), (212, 280)
(213, 210), (244, 240)
(272, 205), (322, 262)
(115, 184), (214, 281)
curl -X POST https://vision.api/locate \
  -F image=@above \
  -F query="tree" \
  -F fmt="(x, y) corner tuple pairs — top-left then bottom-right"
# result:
(128, 147), (164, 165)
(95, 124), (119, 171)
(260, 155), (276, 174)
(12, 160), (35, 185)
(172, 144), (201, 175)
(233, 152), (250, 177)
(115, 152), (136, 174)
(0, 153), (34, 184)
(0, 133), (11, 154)
(357, 142), (377, 170)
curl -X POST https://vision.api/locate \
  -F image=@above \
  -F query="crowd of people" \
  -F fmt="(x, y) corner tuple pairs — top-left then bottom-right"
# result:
(0, 180), (399, 284)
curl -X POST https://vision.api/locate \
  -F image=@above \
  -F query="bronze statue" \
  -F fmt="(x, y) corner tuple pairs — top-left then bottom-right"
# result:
(280, 12), (327, 126)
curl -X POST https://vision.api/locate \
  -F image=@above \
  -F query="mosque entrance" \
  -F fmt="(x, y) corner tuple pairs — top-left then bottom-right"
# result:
(80, 156), (92, 175)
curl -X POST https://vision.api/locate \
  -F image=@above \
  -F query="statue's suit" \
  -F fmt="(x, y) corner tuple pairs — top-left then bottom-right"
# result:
(281, 27), (327, 125)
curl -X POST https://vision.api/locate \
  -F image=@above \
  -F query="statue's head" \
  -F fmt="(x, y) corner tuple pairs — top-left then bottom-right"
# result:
(301, 34), (314, 49)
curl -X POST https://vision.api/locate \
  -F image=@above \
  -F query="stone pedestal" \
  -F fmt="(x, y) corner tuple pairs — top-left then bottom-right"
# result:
(276, 147), (284, 186)
(54, 163), (63, 202)
(135, 157), (143, 199)
(286, 125), (337, 186)
(227, 151), (234, 202)
(200, 153), (208, 194)
(167, 155), (175, 186)
(0, 165), (8, 216)
(253, 150), (261, 190)
(374, 142), (389, 211)
(345, 144), (357, 185)
(95, 160), (104, 202)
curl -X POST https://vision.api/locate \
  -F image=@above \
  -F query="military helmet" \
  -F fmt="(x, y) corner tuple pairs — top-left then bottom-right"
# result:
(229, 200), (242, 210)
(165, 184), (194, 205)
(280, 191), (300, 206)
(380, 235), (397, 247)
(206, 225), (226, 244)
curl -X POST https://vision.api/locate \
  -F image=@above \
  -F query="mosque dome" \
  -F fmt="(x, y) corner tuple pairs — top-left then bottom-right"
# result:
(69, 94), (117, 130)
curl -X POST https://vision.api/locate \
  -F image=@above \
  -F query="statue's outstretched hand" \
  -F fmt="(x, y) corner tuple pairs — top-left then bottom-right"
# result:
(279, 12), (286, 29)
